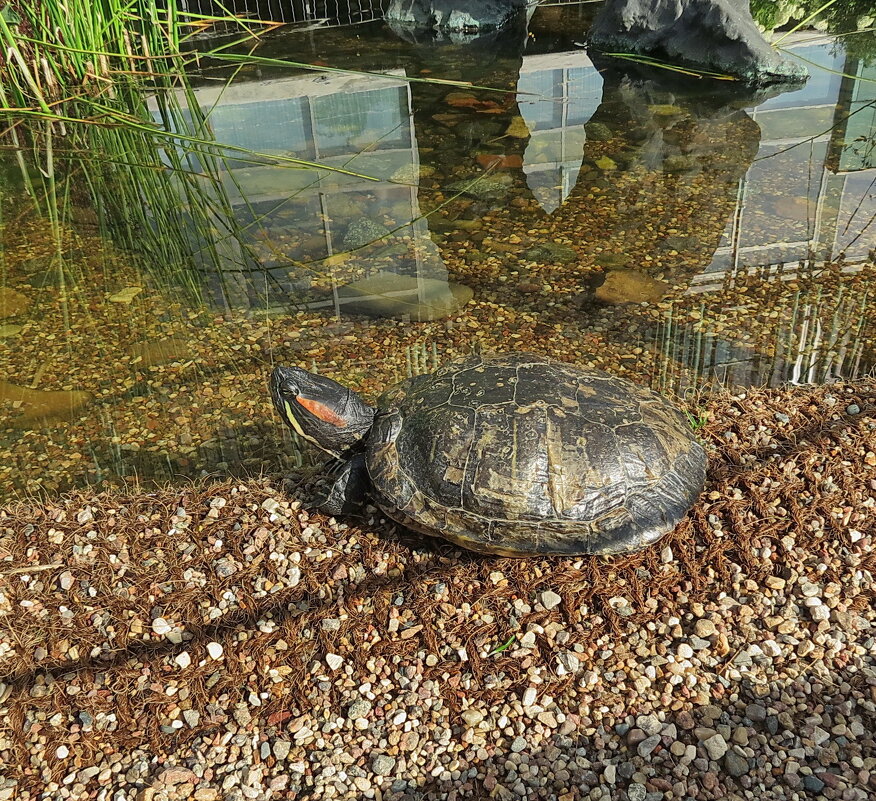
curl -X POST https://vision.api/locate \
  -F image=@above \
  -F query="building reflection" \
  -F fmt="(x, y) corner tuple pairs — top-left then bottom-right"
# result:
(659, 35), (875, 391)
(150, 68), (458, 319)
(516, 51), (602, 213)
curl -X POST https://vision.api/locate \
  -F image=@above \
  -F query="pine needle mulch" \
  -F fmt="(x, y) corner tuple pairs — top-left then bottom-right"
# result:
(0, 379), (873, 793)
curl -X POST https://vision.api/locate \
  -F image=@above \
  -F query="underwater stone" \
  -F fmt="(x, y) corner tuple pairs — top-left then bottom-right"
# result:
(0, 380), (92, 426)
(447, 177), (511, 200)
(523, 242), (577, 265)
(595, 269), (669, 305)
(585, 121), (614, 141)
(337, 271), (473, 322)
(589, 0), (808, 86)
(0, 287), (30, 318)
(343, 219), (393, 251)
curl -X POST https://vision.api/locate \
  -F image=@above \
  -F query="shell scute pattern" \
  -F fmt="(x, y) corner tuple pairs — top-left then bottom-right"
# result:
(365, 353), (706, 556)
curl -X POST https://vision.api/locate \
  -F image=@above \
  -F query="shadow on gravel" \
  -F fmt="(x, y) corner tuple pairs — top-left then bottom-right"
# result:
(0, 380), (873, 796)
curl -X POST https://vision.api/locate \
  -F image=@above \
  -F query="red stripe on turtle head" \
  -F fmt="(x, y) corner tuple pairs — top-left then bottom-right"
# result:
(297, 396), (348, 428)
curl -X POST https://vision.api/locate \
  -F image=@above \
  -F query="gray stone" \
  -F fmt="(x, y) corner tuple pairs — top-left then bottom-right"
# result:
(637, 734), (661, 757)
(273, 740), (292, 760)
(589, 0), (808, 86)
(702, 734), (729, 760)
(538, 590), (562, 610)
(724, 750), (749, 777)
(343, 219), (392, 251)
(371, 754), (396, 776)
(510, 736), (527, 753)
(745, 703), (767, 723)
(628, 783), (647, 801)
(802, 775), (825, 792)
(446, 177), (511, 201)
(348, 699), (372, 719)
(523, 242), (577, 265)
(636, 714), (662, 736)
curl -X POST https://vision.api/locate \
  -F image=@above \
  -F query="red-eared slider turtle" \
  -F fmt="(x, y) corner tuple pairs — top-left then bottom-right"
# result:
(270, 353), (706, 556)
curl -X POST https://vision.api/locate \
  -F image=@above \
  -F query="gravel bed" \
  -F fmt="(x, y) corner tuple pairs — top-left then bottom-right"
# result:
(0, 380), (874, 801)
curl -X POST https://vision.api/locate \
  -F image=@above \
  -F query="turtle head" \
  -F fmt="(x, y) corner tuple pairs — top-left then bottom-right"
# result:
(270, 365), (376, 457)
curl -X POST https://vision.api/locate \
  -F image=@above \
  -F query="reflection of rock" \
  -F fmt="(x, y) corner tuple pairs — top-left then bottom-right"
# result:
(562, 59), (803, 289)
(343, 219), (393, 251)
(523, 242), (577, 264)
(338, 271), (473, 321)
(589, 0), (808, 86)
(0, 287), (30, 318)
(128, 336), (190, 367)
(385, 0), (528, 33)
(595, 269), (669, 305)
(1, 380), (92, 425)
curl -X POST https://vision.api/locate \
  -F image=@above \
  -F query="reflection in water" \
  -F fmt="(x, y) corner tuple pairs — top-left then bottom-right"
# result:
(0, 7), (873, 499)
(150, 70), (463, 320)
(516, 52), (603, 213)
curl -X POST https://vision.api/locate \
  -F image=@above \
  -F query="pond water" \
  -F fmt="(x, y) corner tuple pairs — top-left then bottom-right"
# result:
(0, 4), (874, 500)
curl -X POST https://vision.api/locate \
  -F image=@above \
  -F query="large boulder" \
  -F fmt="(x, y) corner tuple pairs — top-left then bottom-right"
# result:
(589, 0), (808, 86)
(385, 0), (528, 33)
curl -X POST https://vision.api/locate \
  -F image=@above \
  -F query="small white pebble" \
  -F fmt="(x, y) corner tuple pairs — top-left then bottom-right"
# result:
(175, 651), (191, 669)
(151, 617), (172, 636)
(56, 745), (69, 758)
(207, 642), (224, 660)
(326, 653), (344, 670)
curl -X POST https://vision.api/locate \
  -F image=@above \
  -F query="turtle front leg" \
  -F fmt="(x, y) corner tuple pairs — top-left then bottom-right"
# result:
(315, 452), (370, 516)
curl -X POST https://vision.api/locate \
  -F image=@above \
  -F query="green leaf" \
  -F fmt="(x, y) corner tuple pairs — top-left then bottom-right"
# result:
(1, 5), (21, 24)
(488, 635), (516, 656)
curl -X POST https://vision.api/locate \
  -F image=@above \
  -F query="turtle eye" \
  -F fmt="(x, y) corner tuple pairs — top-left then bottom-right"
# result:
(282, 380), (299, 396)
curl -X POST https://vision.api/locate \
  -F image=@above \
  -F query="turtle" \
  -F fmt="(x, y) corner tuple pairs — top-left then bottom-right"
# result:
(270, 352), (707, 556)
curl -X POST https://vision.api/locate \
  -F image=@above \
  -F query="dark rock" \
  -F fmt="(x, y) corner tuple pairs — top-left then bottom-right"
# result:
(724, 751), (749, 777)
(744, 703), (767, 723)
(802, 775), (825, 793)
(618, 761), (636, 780)
(385, 0), (528, 32)
(589, 0), (808, 86)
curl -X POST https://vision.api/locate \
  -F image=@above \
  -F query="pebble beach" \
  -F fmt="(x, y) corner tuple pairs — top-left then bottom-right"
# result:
(1, 379), (873, 801)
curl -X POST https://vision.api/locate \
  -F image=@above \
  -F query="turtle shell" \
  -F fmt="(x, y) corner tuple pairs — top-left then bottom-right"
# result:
(365, 353), (706, 556)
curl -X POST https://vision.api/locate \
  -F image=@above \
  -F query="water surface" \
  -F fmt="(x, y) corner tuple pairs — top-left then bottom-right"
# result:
(0, 6), (874, 499)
